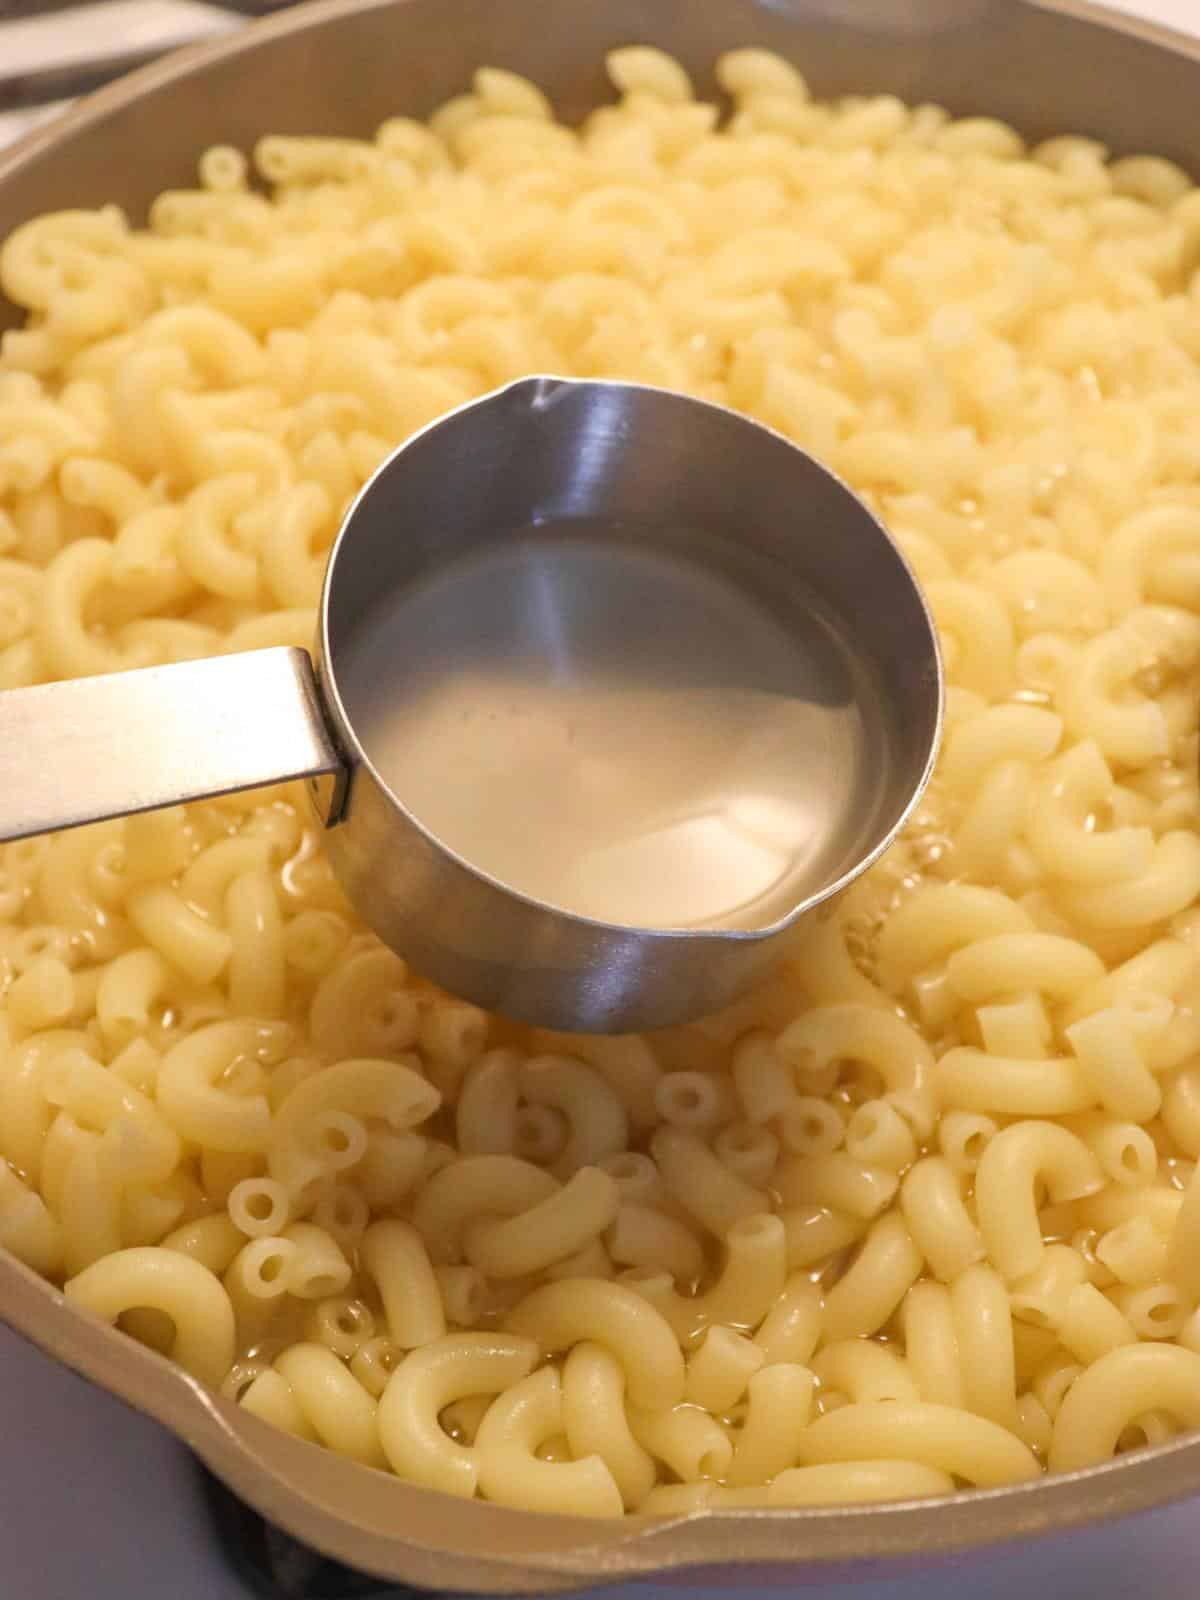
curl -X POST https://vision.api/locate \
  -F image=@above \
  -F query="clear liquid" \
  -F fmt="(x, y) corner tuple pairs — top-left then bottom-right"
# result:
(339, 530), (885, 930)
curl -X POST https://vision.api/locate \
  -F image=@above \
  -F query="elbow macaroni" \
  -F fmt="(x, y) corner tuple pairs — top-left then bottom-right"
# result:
(4, 42), (1200, 1517)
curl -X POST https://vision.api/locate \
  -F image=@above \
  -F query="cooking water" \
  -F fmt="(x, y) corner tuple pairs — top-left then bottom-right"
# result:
(342, 528), (885, 930)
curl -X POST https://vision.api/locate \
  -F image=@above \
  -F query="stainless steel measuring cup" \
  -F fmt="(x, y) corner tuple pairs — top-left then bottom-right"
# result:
(0, 378), (941, 1032)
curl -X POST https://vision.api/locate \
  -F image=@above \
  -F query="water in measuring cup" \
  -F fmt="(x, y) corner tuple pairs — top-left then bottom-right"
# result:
(340, 527), (887, 931)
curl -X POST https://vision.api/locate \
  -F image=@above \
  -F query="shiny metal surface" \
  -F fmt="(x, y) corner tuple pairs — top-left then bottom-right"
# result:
(0, 647), (340, 840)
(319, 377), (940, 1031)
(0, 377), (939, 1033)
(0, 0), (1199, 1591)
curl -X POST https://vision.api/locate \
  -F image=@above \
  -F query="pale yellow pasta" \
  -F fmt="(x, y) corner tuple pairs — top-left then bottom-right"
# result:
(936, 1049), (1094, 1117)
(1049, 1345), (1200, 1470)
(937, 1111), (997, 1177)
(520, 1054), (629, 1178)
(779, 1205), (865, 1269)
(900, 1157), (985, 1284)
(410, 1154), (559, 1263)
(268, 1056), (439, 1183)
(561, 1341), (657, 1510)
(1055, 1282), (1138, 1366)
(306, 1295), (376, 1359)
(844, 1099), (915, 1172)
(126, 885), (233, 984)
(239, 1369), (318, 1441)
(307, 947), (417, 1060)
(4, 45), (1200, 1520)
(161, 1213), (244, 1275)
(1065, 1010), (1162, 1124)
(95, 948), (168, 1049)
(633, 1213), (787, 1344)
(455, 1048), (521, 1155)
(767, 1461), (955, 1506)
(376, 1332), (539, 1497)
(628, 1402), (733, 1483)
(505, 1278), (685, 1408)
(606, 1202), (705, 1284)
(725, 1362), (815, 1486)
(280, 1221), (352, 1299)
(753, 1274), (822, 1367)
(685, 1325), (765, 1412)
(273, 1342), (386, 1467)
(0, 1160), (63, 1275)
(822, 1213), (924, 1343)
(775, 1152), (898, 1220)
(464, 1166), (619, 1279)
(64, 1246), (235, 1385)
(813, 1339), (918, 1405)
(901, 1282), (963, 1409)
(1110, 1283), (1191, 1340)
(474, 1366), (623, 1517)
(951, 1264), (1018, 1431)
(227, 1235), (296, 1301)
(710, 1120), (780, 1186)
(797, 1401), (1039, 1486)
(156, 1021), (273, 1154)
(649, 1125), (767, 1237)
(975, 1122), (1104, 1281)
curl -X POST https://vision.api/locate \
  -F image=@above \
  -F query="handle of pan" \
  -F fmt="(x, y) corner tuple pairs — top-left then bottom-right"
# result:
(0, 646), (347, 843)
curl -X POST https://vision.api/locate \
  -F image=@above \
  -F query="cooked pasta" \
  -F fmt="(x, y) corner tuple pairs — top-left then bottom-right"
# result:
(3, 43), (1200, 1517)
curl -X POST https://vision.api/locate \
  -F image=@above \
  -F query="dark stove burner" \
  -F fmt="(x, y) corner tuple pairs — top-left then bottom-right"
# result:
(201, 1470), (490, 1600)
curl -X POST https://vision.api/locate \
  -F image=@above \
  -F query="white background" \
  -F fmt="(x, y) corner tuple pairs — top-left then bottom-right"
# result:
(2, 0), (1200, 1594)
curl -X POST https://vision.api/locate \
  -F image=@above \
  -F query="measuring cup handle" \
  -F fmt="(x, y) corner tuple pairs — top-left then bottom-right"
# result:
(0, 646), (345, 843)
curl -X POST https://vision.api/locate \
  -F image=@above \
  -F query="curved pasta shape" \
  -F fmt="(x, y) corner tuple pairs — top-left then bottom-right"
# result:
(474, 1366), (623, 1516)
(519, 1055), (630, 1178)
(561, 1341), (656, 1510)
(269, 1056), (440, 1183)
(1049, 1344), (1200, 1470)
(464, 1166), (619, 1279)
(410, 1155), (559, 1264)
(821, 1213), (924, 1342)
(64, 1246), (236, 1386)
(273, 1343), (385, 1467)
(376, 1332), (539, 1497)
(975, 1121), (1105, 1281)
(504, 1277), (685, 1408)
(1026, 741), (1154, 886)
(795, 1402), (1040, 1486)
(776, 1004), (933, 1096)
(945, 933), (1105, 1005)
(157, 1021), (273, 1154)
(875, 885), (1035, 991)
(935, 1048), (1095, 1117)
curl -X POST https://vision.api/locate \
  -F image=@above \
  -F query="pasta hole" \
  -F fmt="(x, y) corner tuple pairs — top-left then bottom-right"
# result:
(697, 1450), (724, 1479)
(258, 1253), (286, 1284)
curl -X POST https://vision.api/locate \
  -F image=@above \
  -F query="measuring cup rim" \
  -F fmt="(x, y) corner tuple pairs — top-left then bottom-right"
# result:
(317, 374), (945, 946)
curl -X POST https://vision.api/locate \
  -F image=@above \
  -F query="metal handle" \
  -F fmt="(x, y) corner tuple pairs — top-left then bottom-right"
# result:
(0, 646), (345, 842)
